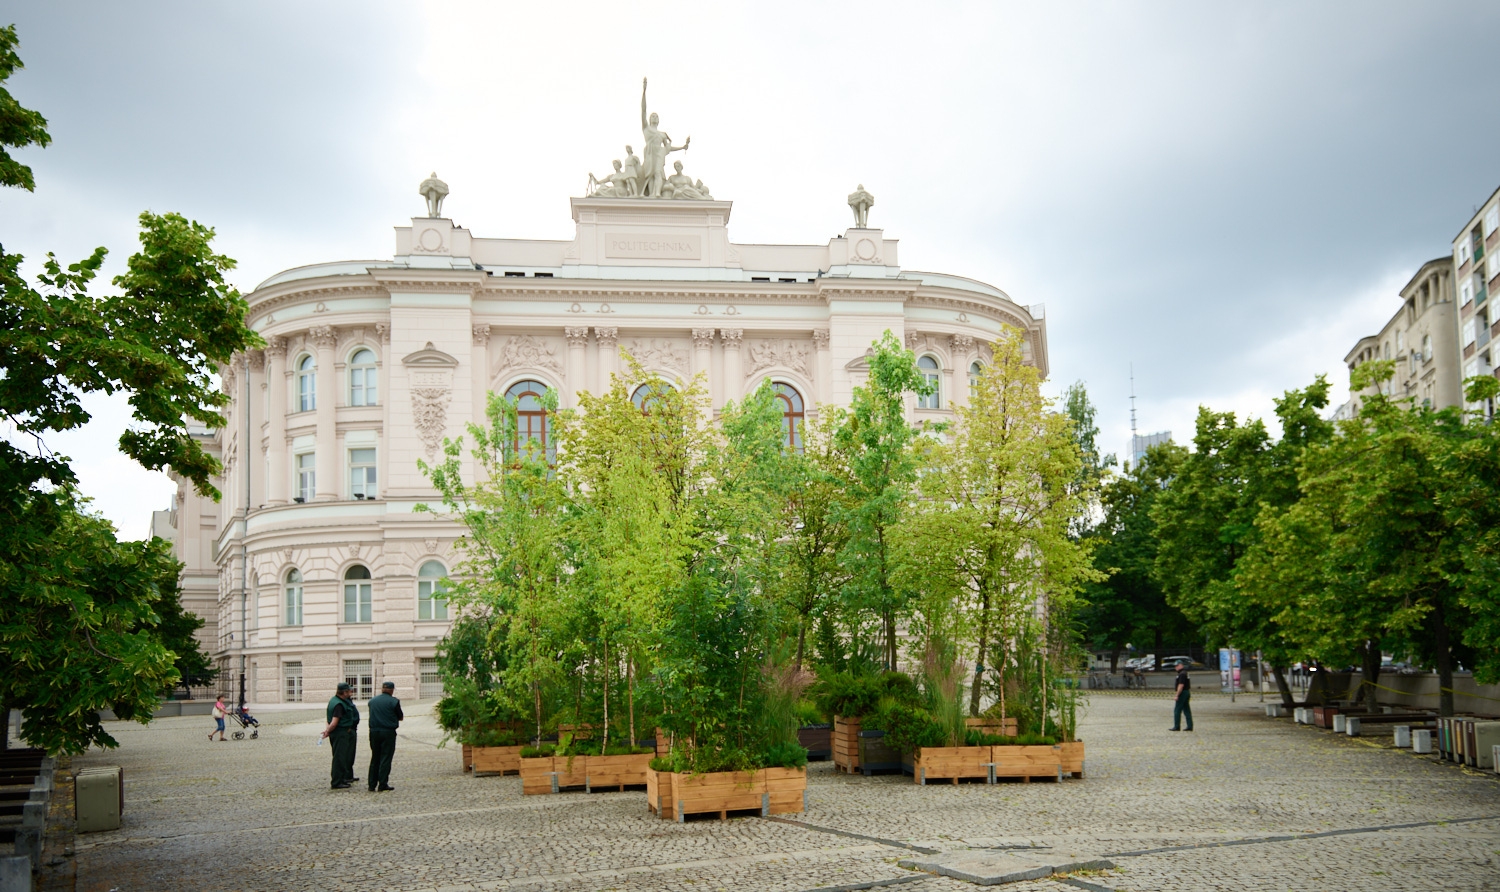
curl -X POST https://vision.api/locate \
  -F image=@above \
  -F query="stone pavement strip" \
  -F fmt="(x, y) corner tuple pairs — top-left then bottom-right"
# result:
(60, 692), (1499, 892)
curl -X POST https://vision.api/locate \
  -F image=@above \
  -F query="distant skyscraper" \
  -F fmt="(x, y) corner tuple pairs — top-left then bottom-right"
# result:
(1129, 431), (1171, 468)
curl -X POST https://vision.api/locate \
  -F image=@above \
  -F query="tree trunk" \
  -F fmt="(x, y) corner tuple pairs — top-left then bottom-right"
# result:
(795, 617), (807, 672)
(970, 590), (991, 717)
(1432, 600), (1454, 717)
(1152, 627), (1163, 672)
(1360, 639), (1382, 713)
(0, 705), (9, 750)
(1109, 647), (1121, 674)
(602, 635), (610, 752)
(883, 609), (897, 672)
(1271, 664), (1294, 708)
(627, 655), (636, 747)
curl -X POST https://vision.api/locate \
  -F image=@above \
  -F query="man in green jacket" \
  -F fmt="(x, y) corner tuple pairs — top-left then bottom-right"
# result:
(366, 681), (405, 792)
(320, 682), (361, 789)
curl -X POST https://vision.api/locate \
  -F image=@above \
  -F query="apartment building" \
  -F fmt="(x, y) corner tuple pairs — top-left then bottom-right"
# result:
(1455, 185), (1500, 415)
(1343, 257), (1458, 415)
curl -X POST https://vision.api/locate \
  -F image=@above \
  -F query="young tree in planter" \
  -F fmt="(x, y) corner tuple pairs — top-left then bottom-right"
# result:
(894, 330), (1099, 717)
(834, 331), (931, 672)
(423, 388), (572, 743)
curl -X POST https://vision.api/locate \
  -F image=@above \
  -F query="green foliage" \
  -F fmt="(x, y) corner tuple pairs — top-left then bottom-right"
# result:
(810, 669), (922, 719)
(761, 741), (809, 769)
(792, 699), (824, 726)
(870, 699), (947, 755)
(0, 32), (261, 752)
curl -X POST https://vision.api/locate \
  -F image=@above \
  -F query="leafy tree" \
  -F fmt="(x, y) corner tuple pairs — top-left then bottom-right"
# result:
(833, 330), (931, 671)
(0, 26), (260, 752)
(1077, 442), (1194, 672)
(895, 331), (1101, 715)
(1062, 380), (1114, 536)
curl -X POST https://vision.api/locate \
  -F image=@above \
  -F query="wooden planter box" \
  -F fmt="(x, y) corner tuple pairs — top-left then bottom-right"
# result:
(583, 753), (653, 791)
(833, 716), (861, 773)
(965, 716), (1019, 737)
(912, 746), (991, 785)
(989, 744), (1064, 782)
(462, 743), (473, 773)
(1058, 740), (1085, 778)
(647, 767), (807, 821)
(470, 745), (523, 776)
(520, 754), (588, 795)
(798, 724), (832, 761)
(857, 729), (902, 775)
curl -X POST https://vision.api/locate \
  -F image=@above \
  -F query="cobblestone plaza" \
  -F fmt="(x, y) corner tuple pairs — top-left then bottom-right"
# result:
(62, 694), (1499, 892)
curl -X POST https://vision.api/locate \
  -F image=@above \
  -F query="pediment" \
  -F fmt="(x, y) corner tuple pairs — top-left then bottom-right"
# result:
(402, 342), (459, 368)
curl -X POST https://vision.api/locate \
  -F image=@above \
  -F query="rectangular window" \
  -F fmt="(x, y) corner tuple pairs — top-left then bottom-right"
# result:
(296, 452), (316, 502)
(344, 577), (372, 624)
(1459, 240), (1472, 266)
(418, 577), (448, 621)
(1461, 280), (1474, 306)
(284, 662), (303, 703)
(342, 660), (373, 700)
(1489, 253), (1500, 282)
(419, 658), (444, 699)
(1463, 319), (1477, 347)
(350, 448), (377, 499)
(350, 366), (377, 406)
(1395, 331), (1404, 352)
(1486, 206), (1499, 236)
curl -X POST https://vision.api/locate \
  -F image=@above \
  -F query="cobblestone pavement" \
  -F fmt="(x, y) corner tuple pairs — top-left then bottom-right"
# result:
(67, 692), (1499, 892)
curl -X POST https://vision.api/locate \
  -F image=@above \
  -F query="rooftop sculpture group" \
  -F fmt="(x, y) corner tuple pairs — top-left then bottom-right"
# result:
(588, 78), (713, 200)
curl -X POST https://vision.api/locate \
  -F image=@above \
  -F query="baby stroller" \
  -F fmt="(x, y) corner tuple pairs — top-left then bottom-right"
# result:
(230, 706), (260, 740)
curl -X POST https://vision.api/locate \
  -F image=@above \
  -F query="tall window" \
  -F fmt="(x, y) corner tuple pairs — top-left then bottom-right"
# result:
(348, 348), (378, 406)
(917, 355), (941, 409)
(631, 380), (675, 414)
(284, 568), (303, 626)
(769, 382), (804, 452)
(295, 452), (316, 502)
(343, 565), (372, 623)
(969, 361), (984, 398)
(296, 354), (317, 412)
(343, 659), (373, 700)
(283, 661), (303, 703)
(504, 379), (553, 462)
(417, 560), (449, 621)
(349, 448), (377, 499)
(1422, 334), (1432, 359)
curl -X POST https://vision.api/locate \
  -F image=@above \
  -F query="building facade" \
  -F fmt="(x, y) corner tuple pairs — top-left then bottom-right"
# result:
(1343, 257), (1458, 416)
(1455, 185), (1500, 416)
(157, 186), (1048, 705)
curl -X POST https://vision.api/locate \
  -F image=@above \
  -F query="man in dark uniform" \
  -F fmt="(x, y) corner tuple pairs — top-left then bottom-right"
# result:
(1170, 660), (1194, 732)
(320, 682), (361, 788)
(366, 681), (404, 792)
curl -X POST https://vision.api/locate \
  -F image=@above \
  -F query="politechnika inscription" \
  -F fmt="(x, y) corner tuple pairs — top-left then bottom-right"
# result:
(605, 233), (702, 259)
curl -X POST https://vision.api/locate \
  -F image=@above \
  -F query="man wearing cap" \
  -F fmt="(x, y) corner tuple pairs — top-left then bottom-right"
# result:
(366, 681), (404, 792)
(1170, 660), (1194, 732)
(320, 682), (361, 789)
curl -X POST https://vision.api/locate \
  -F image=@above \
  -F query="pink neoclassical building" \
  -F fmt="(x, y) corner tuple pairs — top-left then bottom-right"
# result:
(153, 179), (1048, 706)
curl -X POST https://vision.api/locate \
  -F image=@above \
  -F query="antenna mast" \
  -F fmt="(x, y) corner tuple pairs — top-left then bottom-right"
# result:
(1129, 363), (1138, 441)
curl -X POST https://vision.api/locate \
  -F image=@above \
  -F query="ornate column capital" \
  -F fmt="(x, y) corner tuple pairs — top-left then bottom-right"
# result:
(812, 328), (831, 349)
(308, 325), (337, 349)
(905, 331), (921, 350)
(264, 336), (287, 358)
(245, 349), (266, 372)
(950, 334), (974, 351)
(374, 322), (391, 344)
(565, 326), (591, 347)
(692, 328), (717, 348)
(594, 326), (619, 348)
(473, 323), (492, 346)
(719, 328), (743, 347)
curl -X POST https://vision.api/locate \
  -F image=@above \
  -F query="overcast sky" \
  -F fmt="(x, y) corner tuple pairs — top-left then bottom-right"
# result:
(5, 1), (1499, 540)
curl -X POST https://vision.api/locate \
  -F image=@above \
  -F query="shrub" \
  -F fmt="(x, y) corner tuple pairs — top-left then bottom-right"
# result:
(762, 741), (809, 770)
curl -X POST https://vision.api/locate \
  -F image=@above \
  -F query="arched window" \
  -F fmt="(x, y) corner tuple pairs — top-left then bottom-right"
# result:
(631, 380), (676, 414)
(296, 354), (317, 412)
(284, 568), (303, 626)
(504, 379), (553, 462)
(349, 348), (377, 406)
(1422, 334), (1432, 360)
(417, 560), (448, 621)
(968, 361), (984, 398)
(343, 565), (372, 624)
(770, 382), (804, 452)
(917, 355), (941, 409)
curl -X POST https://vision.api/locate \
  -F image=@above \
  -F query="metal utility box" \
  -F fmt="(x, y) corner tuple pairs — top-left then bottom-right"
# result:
(74, 766), (123, 832)
(1464, 721), (1500, 769)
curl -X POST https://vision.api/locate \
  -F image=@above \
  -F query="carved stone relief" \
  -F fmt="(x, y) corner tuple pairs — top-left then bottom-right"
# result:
(595, 327), (619, 349)
(691, 328), (716, 348)
(950, 334), (974, 352)
(473, 324), (491, 346)
(412, 386), (452, 461)
(494, 334), (562, 376)
(812, 329), (830, 349)
(564, 326), (591, 348)
(375, 323), (391, 344)
(625, 338), (688, 374)
(720, 328), (743, 346)
(309, 325), (337, 349)
(746, 339), (812, 377)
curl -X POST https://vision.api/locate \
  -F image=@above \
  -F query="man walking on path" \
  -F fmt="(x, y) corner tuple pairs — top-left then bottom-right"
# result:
(366, 681), (404, 792)
(1170, 660), (1194, 732)
(320, 682), (361, 789)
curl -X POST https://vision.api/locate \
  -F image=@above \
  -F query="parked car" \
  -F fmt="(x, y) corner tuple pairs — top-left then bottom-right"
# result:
(1161, 655), (1207, 670)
